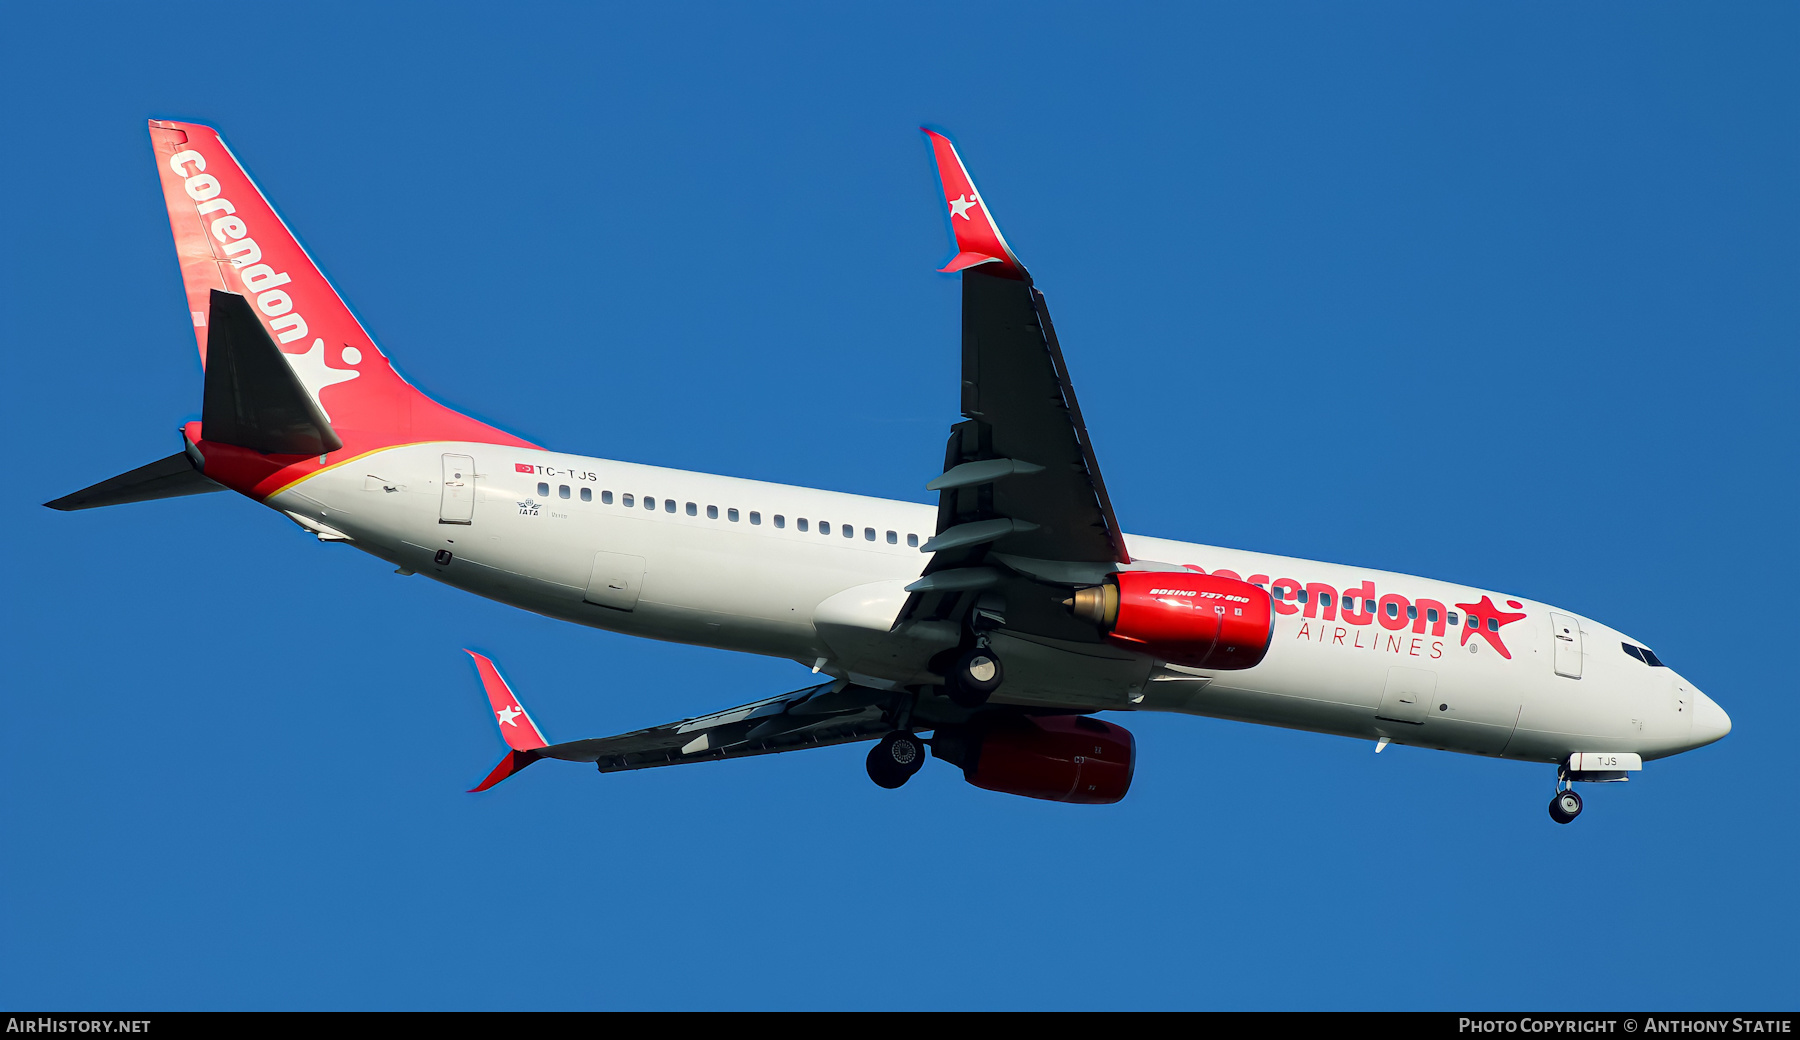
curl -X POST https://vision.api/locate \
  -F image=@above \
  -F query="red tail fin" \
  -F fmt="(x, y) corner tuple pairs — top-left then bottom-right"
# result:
(148, 120), (532, 496)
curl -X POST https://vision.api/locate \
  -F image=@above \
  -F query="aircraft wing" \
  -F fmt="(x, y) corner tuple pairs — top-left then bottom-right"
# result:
(897, 132), (1130, 641)
(543, 681), (893, 773)
(464, 651), (895, 789)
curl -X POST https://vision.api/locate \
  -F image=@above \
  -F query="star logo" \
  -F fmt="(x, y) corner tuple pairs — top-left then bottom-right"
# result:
(495, 704), (524, 727)
(1455, 596), (1528, 660)
(948, 193), (979, 220)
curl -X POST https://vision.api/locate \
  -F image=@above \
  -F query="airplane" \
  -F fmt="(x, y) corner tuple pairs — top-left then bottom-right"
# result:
(47, 120), (1731, 823)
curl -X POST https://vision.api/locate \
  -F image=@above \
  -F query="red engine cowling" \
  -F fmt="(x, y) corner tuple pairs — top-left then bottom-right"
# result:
(943, 715), (1135, 805)
(1068, 570), (1274, 669)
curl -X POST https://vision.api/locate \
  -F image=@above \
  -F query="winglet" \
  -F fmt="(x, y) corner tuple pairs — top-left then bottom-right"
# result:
(921, 129), (1027, 280)
(465, 650), (548, 792)
(470, 749), (539, 793)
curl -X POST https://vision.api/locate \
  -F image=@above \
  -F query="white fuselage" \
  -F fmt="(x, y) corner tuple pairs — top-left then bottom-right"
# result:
(269, 441), (1725, 765)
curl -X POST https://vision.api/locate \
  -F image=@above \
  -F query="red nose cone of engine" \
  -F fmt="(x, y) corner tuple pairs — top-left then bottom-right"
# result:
(1105, 571), (1275, 670)
(965, 715), (1135, 804)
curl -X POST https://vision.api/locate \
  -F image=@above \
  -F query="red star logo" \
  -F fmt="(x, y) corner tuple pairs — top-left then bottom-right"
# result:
(1455, 595), (1528, 659)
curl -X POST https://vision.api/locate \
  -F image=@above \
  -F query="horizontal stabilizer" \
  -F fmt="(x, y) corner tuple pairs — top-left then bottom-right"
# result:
(201, 289), (343, 456)
(44, 450), (223, 511)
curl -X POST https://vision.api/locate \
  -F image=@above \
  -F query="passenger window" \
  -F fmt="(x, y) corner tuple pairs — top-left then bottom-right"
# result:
(644, 497), (656, 510)
(1486, 617), (1498, 631)
(907, 533), (919, 547)
(775, 515), (786, 529)
(580, 487), (591, 502)
(820, 522), (831, 535)
(622, 494), (634, 507)
(1386, 601), (1399, 619)
(1427, 608), (1439, 624)
(1319, 592), (1332, 608)
(665, 499), (676, 513)
(1447, 611), (1458, 626)
(750, 512), (762, 525)
(686, 502), (697, 516)
(602, 490), (614, 505)
(1273, 587), (1286, 601)
(1297, 590), (1308, 604)
(1343, 596), (1356, 611)
(707, 505), (719, 519)
(729, 509), (740, 522)
(797, 518), (808, 532)
(1407, 605), (1417, 620)
(558, 485), (570, 499)
(537, 482), (549, 496)
(886, 530), (897, 544)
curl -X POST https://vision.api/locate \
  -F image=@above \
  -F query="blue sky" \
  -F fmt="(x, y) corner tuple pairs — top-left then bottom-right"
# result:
(2, 2), (1795, 1010)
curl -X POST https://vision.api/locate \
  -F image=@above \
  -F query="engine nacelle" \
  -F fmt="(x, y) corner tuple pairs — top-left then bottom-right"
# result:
(934, 715), (1135, 804)
(1067, 570), (1274, 669)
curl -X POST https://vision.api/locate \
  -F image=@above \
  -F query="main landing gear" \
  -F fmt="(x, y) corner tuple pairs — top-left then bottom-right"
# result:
(1548, 775), (1584, 825)
(866, 731), (927, 789)
(945, 645), (1004, 708)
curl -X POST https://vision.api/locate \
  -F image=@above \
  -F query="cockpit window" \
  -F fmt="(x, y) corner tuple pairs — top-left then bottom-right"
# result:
(1621, 642), (1667, 667)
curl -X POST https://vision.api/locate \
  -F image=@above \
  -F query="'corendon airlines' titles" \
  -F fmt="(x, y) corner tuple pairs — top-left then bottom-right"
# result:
(1189, 565), (1528, 660)
(167, 149), (310, 347)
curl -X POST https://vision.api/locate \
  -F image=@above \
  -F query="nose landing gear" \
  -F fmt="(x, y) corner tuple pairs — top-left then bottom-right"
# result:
(1548, 782), (1584, 824)
(866, 731), (927, 789)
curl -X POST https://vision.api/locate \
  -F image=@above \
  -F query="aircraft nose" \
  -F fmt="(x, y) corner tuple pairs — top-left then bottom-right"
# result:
(1690, 691), (1732, 749)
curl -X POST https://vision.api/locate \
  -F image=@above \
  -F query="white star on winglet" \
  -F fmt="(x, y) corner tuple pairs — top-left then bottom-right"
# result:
(282, 338), (360, 421)
(948, 193), (979, 220)
(495, 704), (523, 727)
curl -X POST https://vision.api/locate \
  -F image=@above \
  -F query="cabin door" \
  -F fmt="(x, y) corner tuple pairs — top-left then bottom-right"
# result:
(440, 454), (476, 525)
(1549, 612), (1583, 679)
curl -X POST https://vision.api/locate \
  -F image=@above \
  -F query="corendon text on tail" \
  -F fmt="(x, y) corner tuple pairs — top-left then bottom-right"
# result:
(46, 119), (1730, 822)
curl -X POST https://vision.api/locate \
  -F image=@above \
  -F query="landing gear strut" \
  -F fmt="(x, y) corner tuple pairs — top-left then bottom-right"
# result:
(946, 645), (1004, 708)
(866, 731), (926, 789)
(1548, 773), (1584, 824)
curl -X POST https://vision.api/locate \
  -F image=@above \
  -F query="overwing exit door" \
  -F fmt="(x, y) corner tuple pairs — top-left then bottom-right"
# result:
(585, 552), (646, 611)
(440, 454), (475, 524)
(1376, 667), (1435, 724)
(1549, 612), (1582, 679)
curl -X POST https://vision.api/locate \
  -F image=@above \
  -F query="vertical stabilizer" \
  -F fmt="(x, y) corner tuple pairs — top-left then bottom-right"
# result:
(147, 120), (533, 491)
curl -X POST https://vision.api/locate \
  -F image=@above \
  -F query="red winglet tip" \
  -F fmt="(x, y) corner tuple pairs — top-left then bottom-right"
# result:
(939, 251), (1003, 274)
(468, 749), (539, 792)
(466, 651), (549, 752)
(920, 129), (1025, 278)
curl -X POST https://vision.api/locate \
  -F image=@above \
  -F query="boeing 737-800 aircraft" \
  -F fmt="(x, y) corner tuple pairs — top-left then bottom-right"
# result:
(49, 120), (1730, 821)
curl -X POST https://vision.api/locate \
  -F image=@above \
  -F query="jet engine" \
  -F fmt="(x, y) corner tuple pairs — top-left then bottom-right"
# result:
(932, 715), (1135, 804)
(1066, 571), (1274, 669)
